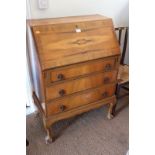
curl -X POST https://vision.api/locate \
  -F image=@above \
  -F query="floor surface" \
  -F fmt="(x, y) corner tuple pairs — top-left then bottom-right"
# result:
(26, 94), (129, 155)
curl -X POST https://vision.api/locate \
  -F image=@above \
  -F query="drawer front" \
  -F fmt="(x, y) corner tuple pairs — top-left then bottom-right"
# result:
(46, 71), (117, 101)
(46, 84), (116, 116)
(45, 57), (118, 84)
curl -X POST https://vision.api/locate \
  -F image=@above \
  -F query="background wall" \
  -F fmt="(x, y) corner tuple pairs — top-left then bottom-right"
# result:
(27, 0), (129, 27)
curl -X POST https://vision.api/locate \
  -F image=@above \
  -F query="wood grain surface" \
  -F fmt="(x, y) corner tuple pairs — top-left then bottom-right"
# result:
(27, 14), (108, 26)
(46, 84), (116, 116)
(46, 71), (117, 100)
(30, 15), (120, 70)
(45, 57), (118, 83)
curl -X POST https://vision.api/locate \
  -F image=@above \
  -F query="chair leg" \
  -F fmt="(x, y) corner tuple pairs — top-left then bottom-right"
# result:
(113, 84), (121, 115)
(112, 104), (117, 116)
(26, 139), (29, 146)
(116, 84), (121, 98)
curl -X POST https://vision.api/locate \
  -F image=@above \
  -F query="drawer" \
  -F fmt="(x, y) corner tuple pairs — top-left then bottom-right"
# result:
(46, 84), (116, 116)
(46, 71), (117, 101)
(45, 57), (118, 84)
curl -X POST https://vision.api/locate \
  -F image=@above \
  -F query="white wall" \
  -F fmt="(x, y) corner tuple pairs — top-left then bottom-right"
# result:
(27, 0), (129, 27)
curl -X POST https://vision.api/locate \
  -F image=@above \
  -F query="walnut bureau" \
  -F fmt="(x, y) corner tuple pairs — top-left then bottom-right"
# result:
(27, 14), (120, 143)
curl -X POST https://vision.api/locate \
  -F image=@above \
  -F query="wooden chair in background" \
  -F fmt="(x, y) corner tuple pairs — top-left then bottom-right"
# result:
(26, 139), (29, 146)
(113, 27), (129, 114)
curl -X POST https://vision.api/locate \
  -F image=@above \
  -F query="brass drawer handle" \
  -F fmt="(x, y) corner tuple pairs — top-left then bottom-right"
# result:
(59, 89), (66, 96)
(59, 105), (67, 112)
(103, 77), (110, 84)
(105, 64), (112, 71)
(57, 74), (64, 80)
(102, 92), (108, 98)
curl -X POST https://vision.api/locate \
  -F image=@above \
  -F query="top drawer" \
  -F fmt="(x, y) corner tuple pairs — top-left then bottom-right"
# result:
(45, 57), (118, 84)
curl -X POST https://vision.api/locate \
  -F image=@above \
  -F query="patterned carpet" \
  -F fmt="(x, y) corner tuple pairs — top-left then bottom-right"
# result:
(26, 95), (129, 155)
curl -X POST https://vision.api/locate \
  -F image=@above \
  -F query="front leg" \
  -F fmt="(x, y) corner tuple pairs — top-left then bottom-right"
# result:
(45, 127), (54, 144)
(43, 119), (55, 144)
(107, 99), (116, 120)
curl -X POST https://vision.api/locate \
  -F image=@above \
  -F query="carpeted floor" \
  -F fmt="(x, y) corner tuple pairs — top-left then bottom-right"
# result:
(26, 95), (128, 155)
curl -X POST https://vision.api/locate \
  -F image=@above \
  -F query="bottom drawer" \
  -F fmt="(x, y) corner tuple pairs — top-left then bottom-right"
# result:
(47, 84), (116, 116)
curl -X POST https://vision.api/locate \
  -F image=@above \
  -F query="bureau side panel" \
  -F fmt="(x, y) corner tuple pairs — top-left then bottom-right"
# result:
(27, 25), (46, 114)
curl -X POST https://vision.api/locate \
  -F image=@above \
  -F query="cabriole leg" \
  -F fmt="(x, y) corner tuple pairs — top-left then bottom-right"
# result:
(45, 127), (54, 144)
(107, 99), (116, 120)
(43, 119), (54, 144)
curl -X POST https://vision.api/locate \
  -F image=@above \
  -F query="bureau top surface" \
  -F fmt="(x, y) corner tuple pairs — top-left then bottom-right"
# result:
(28, 15), (120, 70)
(27, 14), (108, 26)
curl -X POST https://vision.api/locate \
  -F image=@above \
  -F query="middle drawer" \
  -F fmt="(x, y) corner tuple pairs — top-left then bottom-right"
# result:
(46, 70), (117, 101)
